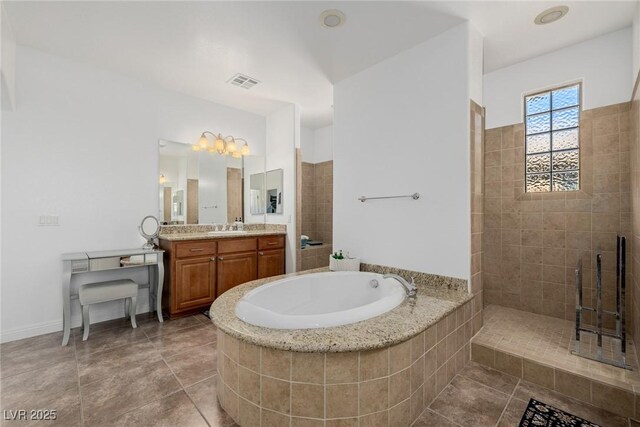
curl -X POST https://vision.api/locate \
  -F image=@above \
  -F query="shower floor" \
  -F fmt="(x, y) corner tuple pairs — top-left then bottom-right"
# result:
(471, 305), (639, 419)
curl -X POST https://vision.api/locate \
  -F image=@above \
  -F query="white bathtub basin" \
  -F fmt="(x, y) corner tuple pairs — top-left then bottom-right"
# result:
(234, 271), (406, 329)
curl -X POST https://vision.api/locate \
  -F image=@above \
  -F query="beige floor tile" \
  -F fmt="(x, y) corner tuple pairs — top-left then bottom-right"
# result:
(140, 315), (206, 339)
(164, 341), (217, 387)
(413, 409), (459, 426)
(148, 324), (217, 359)
(185, 375), (237, 427)
(81, 360), (181, 424)
(77, 340), (162, 385)
(0, 332), (76, 378)
(109, 391), (208, 427)
(429, 375), (510, 427)
(459, 362), (519, 395)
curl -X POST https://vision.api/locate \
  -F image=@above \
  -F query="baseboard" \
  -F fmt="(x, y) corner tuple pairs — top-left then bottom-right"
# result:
(1, 301), (152, 344)
(0, 320), (63, 343)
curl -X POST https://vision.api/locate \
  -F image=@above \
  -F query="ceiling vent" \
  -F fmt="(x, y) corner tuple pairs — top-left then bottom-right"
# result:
(228, 73), (260, 89)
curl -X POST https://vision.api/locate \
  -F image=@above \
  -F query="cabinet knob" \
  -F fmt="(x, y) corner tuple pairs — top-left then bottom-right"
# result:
(218, 257), (224, 261)
(259, 252), (264, 256)
(210, 257), (216, 261)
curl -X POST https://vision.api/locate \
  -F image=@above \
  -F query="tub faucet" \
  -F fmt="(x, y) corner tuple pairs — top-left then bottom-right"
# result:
(383, 274), (417, 298)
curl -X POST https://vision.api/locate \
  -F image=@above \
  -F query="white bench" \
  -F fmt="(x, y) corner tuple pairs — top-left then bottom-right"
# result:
(78, 279), (138, 341)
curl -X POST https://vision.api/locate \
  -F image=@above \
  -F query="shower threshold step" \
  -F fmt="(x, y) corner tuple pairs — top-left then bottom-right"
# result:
(471, 305), (639, 420)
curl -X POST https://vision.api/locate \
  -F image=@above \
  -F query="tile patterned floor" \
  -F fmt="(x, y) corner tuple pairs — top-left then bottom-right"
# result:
(474, 305), (640, 390)
(417, 362), (634, 427)
(0, 313), (236, 427)
(1, 313), (636, 426)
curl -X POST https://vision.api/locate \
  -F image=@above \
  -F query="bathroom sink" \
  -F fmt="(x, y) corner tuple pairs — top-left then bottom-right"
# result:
(207, 230), (248, 236)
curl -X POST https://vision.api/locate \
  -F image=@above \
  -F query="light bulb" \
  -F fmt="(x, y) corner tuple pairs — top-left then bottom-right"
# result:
(226, 138), (237, 153)
(192, 145), (201, 151)
(214, 137), (225, 153)
(159, 174), (166, 184)
(207, 146), (215, 153)
(240, 143), (250, 156)
(232, 151), (241, 158)
(198, 134), (208, 149)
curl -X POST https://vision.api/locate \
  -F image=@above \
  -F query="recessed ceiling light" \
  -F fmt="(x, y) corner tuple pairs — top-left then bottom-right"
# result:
(534, 6), (569, 25)
(319, 9), (346, 28)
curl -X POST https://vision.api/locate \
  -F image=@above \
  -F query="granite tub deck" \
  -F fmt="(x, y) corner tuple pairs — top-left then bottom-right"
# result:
(210, 267), (482, 426)
(210, 268), (472, 353)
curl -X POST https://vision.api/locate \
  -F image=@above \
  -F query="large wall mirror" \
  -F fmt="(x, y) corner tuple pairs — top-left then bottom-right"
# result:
(158, 140), (265, 224)
(248, 169), (283, 215)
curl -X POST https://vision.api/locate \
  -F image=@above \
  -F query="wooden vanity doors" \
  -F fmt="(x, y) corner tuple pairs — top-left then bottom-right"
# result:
(217, 238), (259, 296)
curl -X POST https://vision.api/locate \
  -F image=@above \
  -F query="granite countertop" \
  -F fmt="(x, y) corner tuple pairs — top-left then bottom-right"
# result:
(209, 268), (472, 353)
(159, 230), (287, 241)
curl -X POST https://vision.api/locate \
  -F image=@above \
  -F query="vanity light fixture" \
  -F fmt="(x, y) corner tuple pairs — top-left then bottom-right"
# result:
(193, 131), (250, 157)
(159, 174), (166, 184)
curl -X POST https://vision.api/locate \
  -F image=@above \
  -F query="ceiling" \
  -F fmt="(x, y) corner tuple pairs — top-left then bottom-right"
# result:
(4, 1), (637, 129)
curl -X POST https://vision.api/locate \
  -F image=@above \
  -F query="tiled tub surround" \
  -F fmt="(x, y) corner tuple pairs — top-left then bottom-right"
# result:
(483, 101), (632, 325)
(301, 160), (333, 246)
(472, 305), (640, 420)
(210, 267), (478, 426)
(300, 244), (333, 271)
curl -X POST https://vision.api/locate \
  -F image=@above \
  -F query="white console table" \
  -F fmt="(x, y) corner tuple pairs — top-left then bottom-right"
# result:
(61, 248), (164, 346)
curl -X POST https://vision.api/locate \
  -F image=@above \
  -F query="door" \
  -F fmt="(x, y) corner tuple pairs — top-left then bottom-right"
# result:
(217, 252), (257, 296)
(258, 249), (285, 279)
(175, 257), (216, 310)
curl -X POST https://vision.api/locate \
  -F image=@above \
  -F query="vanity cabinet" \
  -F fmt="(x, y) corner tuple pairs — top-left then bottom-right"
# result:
(159, 234), (285, 318)
(217, 252), (258, 296)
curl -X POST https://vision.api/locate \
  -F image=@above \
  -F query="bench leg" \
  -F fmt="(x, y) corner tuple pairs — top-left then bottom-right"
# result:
(129, 297), (137, 329)
(124, 298), (130, 320)
(82, 305), (90, 341)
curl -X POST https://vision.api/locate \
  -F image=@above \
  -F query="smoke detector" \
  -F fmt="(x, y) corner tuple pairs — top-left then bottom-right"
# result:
(534, 6), (569, 25)
(228, 73), (260, 89)
(320, 9), (346, 28)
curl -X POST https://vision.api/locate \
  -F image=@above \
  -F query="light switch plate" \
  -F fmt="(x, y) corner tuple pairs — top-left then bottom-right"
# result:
(39, 215), (60, 226)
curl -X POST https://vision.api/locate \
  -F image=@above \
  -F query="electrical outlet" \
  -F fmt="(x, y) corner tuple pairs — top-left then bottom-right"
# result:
(38, 215), (60, 226)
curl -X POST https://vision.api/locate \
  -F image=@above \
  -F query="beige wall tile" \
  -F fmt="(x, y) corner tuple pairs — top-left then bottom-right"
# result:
(238, 397), (260, 427)
(359, 378), (389, 415)
(238, 366), (260, 405)
(262, 409), (290, 427)
(261, 376), (291, 414)
(389, 340), (412, 374)
(590, 382), (635, 418)
(261, 348), (291, 381)
(554, 369), (590, 403)
(291, 383), (324, 418)
(326, 383), (358, 418)
(325, 352), (358, 384)
(522, 360), (554, 389)
(388, 399), (411, 427)
(494, 352), (522, 378)
(360, 348), (389, 381)
(292, 352), (324, 384)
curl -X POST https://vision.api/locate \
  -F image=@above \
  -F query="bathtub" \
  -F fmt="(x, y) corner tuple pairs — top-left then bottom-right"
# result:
(234, 271), (406, 329)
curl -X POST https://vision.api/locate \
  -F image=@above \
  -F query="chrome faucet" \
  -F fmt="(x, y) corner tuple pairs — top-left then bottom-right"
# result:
(383, 274), (417, 298)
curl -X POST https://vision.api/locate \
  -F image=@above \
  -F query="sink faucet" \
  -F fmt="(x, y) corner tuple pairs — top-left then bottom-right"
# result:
(383, 274), (417, 298)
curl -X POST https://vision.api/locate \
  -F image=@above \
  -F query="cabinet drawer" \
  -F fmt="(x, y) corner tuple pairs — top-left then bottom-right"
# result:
(258, 235), (285, 250)
(175, 241), (217, 258)
(218, 238), (257, 254)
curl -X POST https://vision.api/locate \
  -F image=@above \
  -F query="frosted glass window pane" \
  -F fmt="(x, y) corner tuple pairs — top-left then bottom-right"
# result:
(526, 133), (551, 154)
(552, 85), (579, 110)
(526, 113), (551, 135)
(552, 107), (579, 130)
(552, 129), (579, 150)
(552, 149), (579, 172)
(526, 173), (551, 192)
(526, 93), (551, 115)
(553, 171), (579, 191)
(526, 153), (551, 173)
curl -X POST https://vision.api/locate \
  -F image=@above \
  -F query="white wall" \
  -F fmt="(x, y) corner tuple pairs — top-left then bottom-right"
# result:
(300, 126), (314, 163)
(333, 23), (479, 281)
(300, 124), (333, 164)
(265, 104), (298, 273)
(313, 125), (333, 163)
(1, 46), (266, 342)
(484, 28), (632, 129)
(634, 3), (640, 86)
(1, 3), (16, 111)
